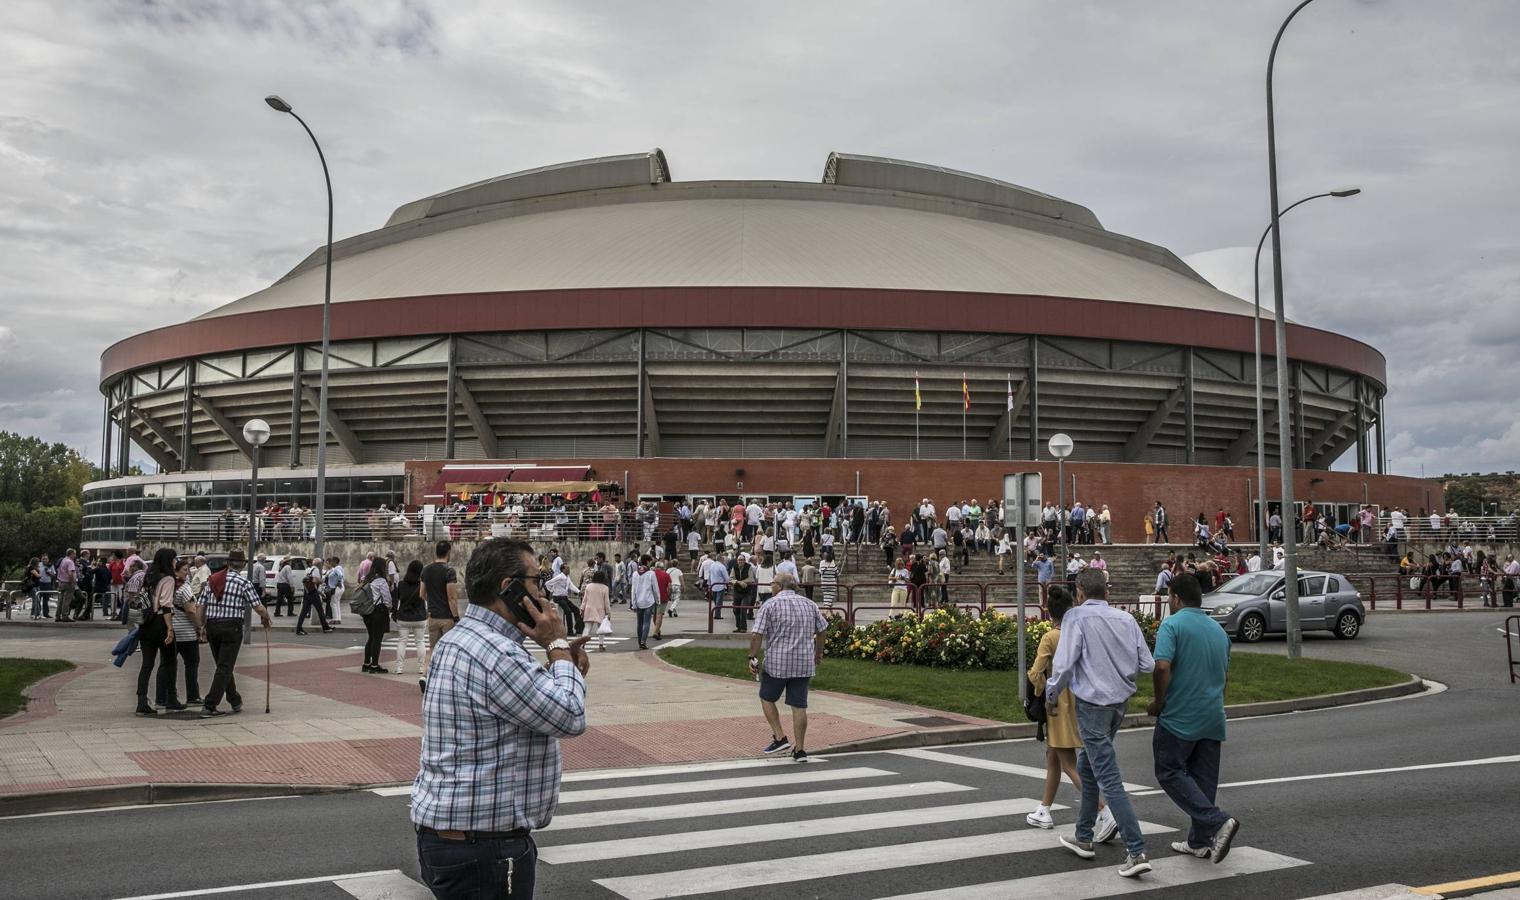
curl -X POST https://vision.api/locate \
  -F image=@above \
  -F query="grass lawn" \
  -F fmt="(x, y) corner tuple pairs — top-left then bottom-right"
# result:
(658, 647), (1408, 724)
(0, 659), (74, 718)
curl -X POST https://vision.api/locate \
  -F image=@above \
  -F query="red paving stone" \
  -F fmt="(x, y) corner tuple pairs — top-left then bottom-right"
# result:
(1, 663), (100, 730)
(264, 651), (424, 722)
(129, 736), (421, 785)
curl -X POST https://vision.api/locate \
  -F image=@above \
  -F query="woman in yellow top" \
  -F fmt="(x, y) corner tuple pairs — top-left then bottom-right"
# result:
(1143, 513), (1155, 543)
(1025, 586), (1113, 835)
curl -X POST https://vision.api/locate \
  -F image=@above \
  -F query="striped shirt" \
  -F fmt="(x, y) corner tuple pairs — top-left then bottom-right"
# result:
(753, 590), (828, 679)
(198, 570), (264, 621)
(411, 603), (588, 832)
(171, 583), (200, 642)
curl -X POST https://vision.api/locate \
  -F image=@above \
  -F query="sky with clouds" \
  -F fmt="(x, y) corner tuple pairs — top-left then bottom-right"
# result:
(1, 0), (1516, 478)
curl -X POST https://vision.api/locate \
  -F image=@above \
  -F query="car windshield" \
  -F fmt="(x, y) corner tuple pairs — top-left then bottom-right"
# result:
(1214, 572), (1281, 595)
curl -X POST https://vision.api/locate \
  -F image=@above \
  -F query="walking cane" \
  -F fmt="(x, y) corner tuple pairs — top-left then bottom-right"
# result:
(264, 624), (272, 714)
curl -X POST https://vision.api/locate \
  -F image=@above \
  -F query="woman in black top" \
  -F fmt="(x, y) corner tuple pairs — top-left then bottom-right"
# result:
(392, 560), (428, 675)
(135, 548), (178, 715)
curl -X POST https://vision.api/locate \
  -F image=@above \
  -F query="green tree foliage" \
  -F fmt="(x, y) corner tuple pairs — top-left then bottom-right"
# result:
(1443, 478), (1486, 516)
(0, 431), (96, 511)
(0, 432), (93, 579)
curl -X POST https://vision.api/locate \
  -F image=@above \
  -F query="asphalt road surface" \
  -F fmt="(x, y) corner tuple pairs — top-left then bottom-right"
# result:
(3, 611), (1517, 899)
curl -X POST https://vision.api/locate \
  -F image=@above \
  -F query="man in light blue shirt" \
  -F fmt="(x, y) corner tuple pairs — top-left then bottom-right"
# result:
(1046, 569), (1156, 878)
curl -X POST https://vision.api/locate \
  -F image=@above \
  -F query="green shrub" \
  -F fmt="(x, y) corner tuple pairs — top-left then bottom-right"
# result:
(823, 605), (1157, 671)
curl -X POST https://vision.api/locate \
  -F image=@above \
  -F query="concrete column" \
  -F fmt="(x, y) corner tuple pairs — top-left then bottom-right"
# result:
(1184, 347), (1196, 464)
(1027, 339), (1040, 461)
(840, 329), (849, 458)
(1292, 363), (1307, 467)
(288, 348), (303, 467)
(635, 328), (646, 458)
(117, 393), (132, 474)
(443, 335), (458, 459)
(1376, 395), (1387, 475)
(100, 391), (111, 479)
(1354, 377), (1369, 474)
(181, 365), (196, 472)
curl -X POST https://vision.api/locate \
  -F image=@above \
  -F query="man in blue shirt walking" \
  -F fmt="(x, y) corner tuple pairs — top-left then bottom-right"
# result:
(1047, 568), (1156, 878)
(1147, 572), (1239, 864)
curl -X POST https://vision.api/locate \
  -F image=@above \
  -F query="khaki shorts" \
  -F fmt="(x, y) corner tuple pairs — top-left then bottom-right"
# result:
(427, 618), (456, 646)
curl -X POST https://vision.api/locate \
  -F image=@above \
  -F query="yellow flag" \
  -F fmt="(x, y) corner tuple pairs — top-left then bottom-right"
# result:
(914, 372), (922, 411)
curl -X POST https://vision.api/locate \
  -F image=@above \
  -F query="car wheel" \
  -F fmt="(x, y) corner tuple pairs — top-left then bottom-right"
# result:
(1238, 612), (1265, 643)
(1333, 610), (1361, 640)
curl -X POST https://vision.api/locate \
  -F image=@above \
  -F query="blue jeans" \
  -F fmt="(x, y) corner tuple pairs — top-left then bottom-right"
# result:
(634, 606), (653, 644)
(1152, 724), (1228, 849)
(417, 829), (536, 899)
(710, 588), (725, 620)
(1074, 698), (1146, 856)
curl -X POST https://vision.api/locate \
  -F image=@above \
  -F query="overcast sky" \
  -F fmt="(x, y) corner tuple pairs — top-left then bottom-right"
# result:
(2, 0), (1516, 478)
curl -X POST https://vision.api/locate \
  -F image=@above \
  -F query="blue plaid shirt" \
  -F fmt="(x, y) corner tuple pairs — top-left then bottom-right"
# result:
(411, 603), (587, 831)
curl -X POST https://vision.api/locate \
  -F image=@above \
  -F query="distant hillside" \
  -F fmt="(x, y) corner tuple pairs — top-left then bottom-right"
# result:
(1438, 473), (1520, 516)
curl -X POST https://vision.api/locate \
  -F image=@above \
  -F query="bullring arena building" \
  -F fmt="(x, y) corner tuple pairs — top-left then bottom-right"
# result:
(85, 150), (1436, 548)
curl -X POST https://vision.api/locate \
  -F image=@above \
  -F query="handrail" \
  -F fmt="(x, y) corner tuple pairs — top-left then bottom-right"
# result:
(1506, 615), (1519, 684)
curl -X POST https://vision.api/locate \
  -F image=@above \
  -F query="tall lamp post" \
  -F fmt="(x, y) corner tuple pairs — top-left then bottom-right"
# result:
(265, 95), (334, 561)
(1265, 0), (1326, 660)
(1252, 187), (1360, 562)
(242, 418), (271, 643)
(1048, 433), (1074, 579)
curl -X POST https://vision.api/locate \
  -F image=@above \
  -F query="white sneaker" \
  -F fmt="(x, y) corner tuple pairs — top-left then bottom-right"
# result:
(1171, 841), (1210, 859)
(1117, 853), (1152, 878)
(1093, 807), (1119, 844)
(1025, 807), (1054, 829)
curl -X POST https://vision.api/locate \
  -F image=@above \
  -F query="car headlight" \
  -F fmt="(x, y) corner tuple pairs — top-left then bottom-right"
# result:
(1211, 604), (1235, 616)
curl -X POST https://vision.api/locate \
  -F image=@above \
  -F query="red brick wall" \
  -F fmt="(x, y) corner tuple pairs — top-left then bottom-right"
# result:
(406, 458), (1441, 543)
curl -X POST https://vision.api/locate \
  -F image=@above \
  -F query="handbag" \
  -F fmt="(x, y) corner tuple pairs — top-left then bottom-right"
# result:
(597, 617), (613, 635)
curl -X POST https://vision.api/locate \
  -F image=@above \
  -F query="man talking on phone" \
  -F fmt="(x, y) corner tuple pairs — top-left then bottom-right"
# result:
(412, 538), (591, 899)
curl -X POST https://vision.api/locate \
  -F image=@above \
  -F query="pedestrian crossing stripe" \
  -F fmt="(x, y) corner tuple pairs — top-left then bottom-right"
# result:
(890, 746), (1151, 793)
(538, 798), (1067, 865)
(556, 766), (894, 805)
(881, 847), (1311, 899)
(594, 821), (1178, 899)
(541, 780), (975, 831)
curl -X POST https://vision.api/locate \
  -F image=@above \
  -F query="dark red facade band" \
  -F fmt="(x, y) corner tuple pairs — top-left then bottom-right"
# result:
(100, 286), (1387, 388)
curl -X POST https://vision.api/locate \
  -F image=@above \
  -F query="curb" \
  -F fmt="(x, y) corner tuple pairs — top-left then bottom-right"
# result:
(0, 781), (377, 818)
(0, 619), (370, 633)
(821, 673), (1427, 754)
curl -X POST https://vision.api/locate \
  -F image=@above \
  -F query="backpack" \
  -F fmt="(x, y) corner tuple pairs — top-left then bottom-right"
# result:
(349, 582), (379, 617)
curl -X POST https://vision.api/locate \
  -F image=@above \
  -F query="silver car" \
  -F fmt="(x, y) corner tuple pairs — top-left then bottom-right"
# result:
(1201, 569), (1365, 643)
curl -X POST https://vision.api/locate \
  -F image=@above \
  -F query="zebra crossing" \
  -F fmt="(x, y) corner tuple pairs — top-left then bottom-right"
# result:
(514, 750), (1312, 899)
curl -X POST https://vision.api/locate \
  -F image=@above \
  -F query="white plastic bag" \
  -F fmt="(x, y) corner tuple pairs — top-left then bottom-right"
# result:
(597, 617), (613, 635)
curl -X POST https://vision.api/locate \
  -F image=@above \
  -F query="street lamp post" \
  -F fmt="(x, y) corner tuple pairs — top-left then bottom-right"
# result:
(1252, 188), (1360, 562)
(265, 95), (334, 561)
(1048, 433), (1074, 579)
(242, 418), (271, 643)
(1265, 0), (1323, 660)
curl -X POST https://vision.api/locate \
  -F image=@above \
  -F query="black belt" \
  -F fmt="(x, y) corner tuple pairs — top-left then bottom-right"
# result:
(417, 825), (531, 842)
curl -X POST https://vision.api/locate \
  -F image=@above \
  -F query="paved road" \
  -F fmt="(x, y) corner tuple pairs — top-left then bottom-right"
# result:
(2, 611), (1516, 899)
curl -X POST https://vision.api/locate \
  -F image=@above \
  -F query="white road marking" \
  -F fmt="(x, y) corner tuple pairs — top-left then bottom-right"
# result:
(557, 766), (893, 804)
(889, 747), (1151, 792)
(563, 756), (829, 783)
(109, 870), (402, 900)
(660, 638), (693, 647)
(542, 780), (974, 831)
(0, 794), (302, 820)
(1215, 754), (1520, 790)
(335, 870), (434, 900)
(540, 798), (1065, 864)
(369, 785), (414, 797)
(881, 846), (1310, 899)
(595, 821), (1175, 899)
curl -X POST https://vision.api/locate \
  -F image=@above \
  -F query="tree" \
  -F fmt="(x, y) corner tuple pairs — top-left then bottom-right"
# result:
(0, 502), (81, 580)
(1443, 478), (1486, 517)
(0, 431), (96, 511)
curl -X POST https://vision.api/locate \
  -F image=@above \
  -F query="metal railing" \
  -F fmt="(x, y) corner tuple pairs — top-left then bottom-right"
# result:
(1506, 615), (1519, 685)
(1377, 515), (1519, 544)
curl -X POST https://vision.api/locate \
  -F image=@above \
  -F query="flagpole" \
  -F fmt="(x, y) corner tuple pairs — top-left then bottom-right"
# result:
(1007, 374), (1013, 460)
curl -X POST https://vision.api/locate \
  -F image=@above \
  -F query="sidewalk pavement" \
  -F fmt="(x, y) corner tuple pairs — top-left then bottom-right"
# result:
(0, 623), (997, 801)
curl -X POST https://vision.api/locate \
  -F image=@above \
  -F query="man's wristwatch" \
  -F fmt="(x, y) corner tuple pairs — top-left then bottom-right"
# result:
(546, 638), (572, 654)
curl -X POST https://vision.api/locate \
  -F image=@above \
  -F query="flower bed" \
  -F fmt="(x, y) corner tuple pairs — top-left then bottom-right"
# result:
(822, 606), (1159, 671)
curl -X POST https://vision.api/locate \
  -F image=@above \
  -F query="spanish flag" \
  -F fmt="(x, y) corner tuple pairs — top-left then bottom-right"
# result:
(914, 372), (922, 411)
(962, 373), (970, 411)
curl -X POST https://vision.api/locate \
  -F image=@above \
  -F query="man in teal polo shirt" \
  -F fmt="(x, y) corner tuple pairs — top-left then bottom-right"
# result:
(1147, 572), (1239, 865)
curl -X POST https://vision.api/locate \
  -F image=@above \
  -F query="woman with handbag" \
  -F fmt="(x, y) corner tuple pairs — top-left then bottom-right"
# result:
(1025, 586), (1113, 836)
(580, 570), (612, 651)
(133, 548), (178, 716)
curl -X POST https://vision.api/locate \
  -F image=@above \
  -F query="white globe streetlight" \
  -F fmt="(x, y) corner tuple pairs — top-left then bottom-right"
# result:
(1048, 433), (1075, 577)
(242, 419), (272, 604)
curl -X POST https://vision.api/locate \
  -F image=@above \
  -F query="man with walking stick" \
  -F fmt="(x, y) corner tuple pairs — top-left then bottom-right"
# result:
(195, 550), (273, 718)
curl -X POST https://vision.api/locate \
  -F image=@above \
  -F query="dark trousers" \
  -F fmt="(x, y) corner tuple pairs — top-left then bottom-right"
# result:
(1155, 525), (1169, 543)
(552, 596), (583, 636)
(417, 829), (536, 900)
(158, 640), (201, 706)
(1152, 724), (1229, 850)
(362, 606), (391, 667)
(297, 589), (329, 631)
(274, 583), (296, 616)
(136, 633), (172, 709)
(203, 618), (246, 710)
(634, 605), (653, 644)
